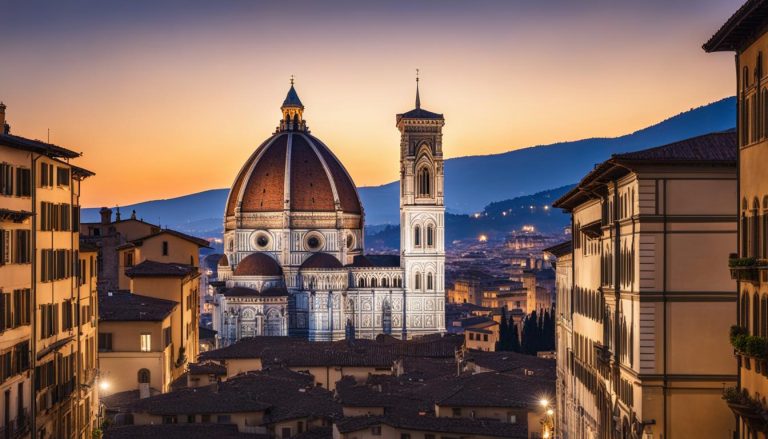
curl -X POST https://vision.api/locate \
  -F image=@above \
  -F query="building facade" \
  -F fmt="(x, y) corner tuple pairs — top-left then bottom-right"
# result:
(0, 103), (99, 439)
(705, 3), (768, 438)
(552, 133), (739, 438)
(213, 81), (446, 343)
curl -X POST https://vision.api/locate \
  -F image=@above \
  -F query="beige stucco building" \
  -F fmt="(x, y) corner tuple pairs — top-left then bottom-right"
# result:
(0, 103), (99, 439)
(552, 132), (739, 438)
(705, 2), (768, 438)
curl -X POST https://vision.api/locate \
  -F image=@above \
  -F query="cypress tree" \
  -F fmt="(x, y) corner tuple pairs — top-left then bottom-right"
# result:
(498, 307), (509, 351)
(510, 319), (521, 352)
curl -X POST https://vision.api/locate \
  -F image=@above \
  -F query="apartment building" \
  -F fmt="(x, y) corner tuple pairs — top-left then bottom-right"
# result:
(552, 132), (739, 438)
(704, 2), (768, 438)
(0, 103), (99, 439)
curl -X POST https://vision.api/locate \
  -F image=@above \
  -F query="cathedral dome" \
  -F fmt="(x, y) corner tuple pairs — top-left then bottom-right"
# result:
(224, 84), (362, 227)
(300, 252), (343, 270)
(234, 252), (283, 276)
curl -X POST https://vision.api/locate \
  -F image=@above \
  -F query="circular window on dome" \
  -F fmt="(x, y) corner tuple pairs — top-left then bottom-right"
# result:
(252, 232), (271, 250)
(304, 232), (324, 252)
(346, 233), (355, 249)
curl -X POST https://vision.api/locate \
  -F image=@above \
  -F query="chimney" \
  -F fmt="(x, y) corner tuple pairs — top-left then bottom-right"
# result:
(0, 102), (7, 134)
(99, 207), (112, 225)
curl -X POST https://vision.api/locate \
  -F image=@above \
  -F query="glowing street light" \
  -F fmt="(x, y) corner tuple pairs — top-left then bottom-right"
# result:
(547, 409), (554, 416)
(99, 380), (110, 391)
(540, 398), (549, 408)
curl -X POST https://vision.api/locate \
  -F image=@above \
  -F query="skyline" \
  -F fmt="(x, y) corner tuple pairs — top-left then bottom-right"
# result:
(0, 0), (741, 207)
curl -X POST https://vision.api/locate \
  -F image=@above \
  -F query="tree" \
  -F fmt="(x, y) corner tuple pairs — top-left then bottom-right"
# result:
(510, 319), (521, 352)
(497, 307), (509, 351)
(522, 311), (539, 355)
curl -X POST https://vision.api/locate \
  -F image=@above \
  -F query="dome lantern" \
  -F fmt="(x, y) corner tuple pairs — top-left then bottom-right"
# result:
(279, 76), (307, 132)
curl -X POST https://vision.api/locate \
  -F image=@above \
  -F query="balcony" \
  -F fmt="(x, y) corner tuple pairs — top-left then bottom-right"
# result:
(723, 387), (768, 432)
(728, 257), (767, 284)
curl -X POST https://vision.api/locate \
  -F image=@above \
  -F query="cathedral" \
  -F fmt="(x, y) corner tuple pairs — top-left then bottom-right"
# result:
(212, 79), (446, 343)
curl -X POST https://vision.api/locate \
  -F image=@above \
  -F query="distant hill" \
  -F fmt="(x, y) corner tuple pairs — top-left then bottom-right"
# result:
(83, 97), (736, 232)
(365, 185), (574, 250)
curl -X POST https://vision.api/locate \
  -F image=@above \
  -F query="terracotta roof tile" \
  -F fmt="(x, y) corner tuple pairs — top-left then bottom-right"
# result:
(98, 291), (177, 321)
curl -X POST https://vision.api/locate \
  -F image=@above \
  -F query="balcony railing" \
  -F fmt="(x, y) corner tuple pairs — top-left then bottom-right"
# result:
(723, 387), (768, 432)
(729, 257), (767, 284)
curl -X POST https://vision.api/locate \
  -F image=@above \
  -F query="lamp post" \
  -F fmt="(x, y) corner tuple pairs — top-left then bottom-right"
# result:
(540, 398), (555, 439)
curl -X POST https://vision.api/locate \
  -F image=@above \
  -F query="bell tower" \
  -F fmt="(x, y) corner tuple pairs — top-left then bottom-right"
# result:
(397, 71), (446, 336)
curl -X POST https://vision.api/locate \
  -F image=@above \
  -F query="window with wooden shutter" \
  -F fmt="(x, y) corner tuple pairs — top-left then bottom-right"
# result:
(0, 163), (12, 196)
(15, 168), (30, 197)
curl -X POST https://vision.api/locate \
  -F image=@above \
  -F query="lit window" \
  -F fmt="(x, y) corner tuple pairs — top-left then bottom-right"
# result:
(140, 334), (151, 352)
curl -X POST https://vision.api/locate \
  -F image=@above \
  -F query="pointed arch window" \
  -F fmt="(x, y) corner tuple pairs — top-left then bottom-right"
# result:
(414, 225), (421, 247)
(371, 278), (378, 288)
(415, 272), (421, 290)
(427, 273), (434, 290)
(426, 225), (434, 247)
(138, 368), (150, 384)
(417, 167), (432, 197)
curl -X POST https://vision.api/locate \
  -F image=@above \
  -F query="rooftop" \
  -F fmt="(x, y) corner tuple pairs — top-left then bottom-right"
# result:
(553, 131), (737, 211)
(125, 260), (198, 278)
(98, 291), (177, 322)
(103, 424), (261, 439)
(703, 0), (768, 52)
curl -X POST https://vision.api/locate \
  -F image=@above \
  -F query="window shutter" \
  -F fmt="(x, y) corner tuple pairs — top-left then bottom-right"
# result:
(2, 230), (10, 265)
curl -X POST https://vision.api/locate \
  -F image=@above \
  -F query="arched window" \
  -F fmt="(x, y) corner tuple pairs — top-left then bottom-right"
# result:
(762, 295), (768, 338)
(414, 225), (421, 247)
(415, 273), (421, 290)
(426, 225), (434, 247)
(138, 368), (150, 384)
(382, 278), (389, 288)
(358, 278), (366, 288)
(417, 167), (432, 197)
(741, 291), (749, 328)
(371, 278), (378, 288)
(754, 292), (760, 336)
(753, 198), (761, 258)
(742, 210), (749, 257)
(427, 273), (433, 290)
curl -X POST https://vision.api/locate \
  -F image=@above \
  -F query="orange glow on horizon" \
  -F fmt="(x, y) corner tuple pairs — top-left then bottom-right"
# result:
(0, 0), (740, 207)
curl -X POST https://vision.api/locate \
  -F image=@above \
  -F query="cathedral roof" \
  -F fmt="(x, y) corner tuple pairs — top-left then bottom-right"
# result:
(217, 254), (229, 266)
(282, 84), (303, 108)
(233, 253), (283, 277)
(300, 252), (343, 270)
(224, 131), (362, 224)
(396, 107), (444, 121)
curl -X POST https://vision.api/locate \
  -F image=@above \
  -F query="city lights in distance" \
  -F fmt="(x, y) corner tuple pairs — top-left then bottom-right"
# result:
(478, 234), (488, 242)
(473, 213), (481, 219)
(521, 225), (535, 233)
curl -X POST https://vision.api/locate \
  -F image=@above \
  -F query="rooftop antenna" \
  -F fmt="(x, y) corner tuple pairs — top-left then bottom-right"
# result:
(290, 74), (294, 86)
(47, 128), (50, 143)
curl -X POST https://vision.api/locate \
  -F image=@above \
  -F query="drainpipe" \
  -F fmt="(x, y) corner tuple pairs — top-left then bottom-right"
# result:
(29, 152), (42, 437)
(662, 179), (669, 439)
(734, 51), (742, 439)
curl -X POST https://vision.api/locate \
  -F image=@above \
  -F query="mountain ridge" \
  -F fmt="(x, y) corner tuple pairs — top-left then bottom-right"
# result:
(83, 96), (736, 230)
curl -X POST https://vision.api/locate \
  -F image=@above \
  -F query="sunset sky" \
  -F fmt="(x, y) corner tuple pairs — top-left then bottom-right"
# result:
(0, 0), (741, 207)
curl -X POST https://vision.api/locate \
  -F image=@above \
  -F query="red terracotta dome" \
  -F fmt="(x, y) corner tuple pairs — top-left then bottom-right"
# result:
(233, 253), (283, 276)
(300, 252), (343, 270)
(224, 85), (363, 226)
